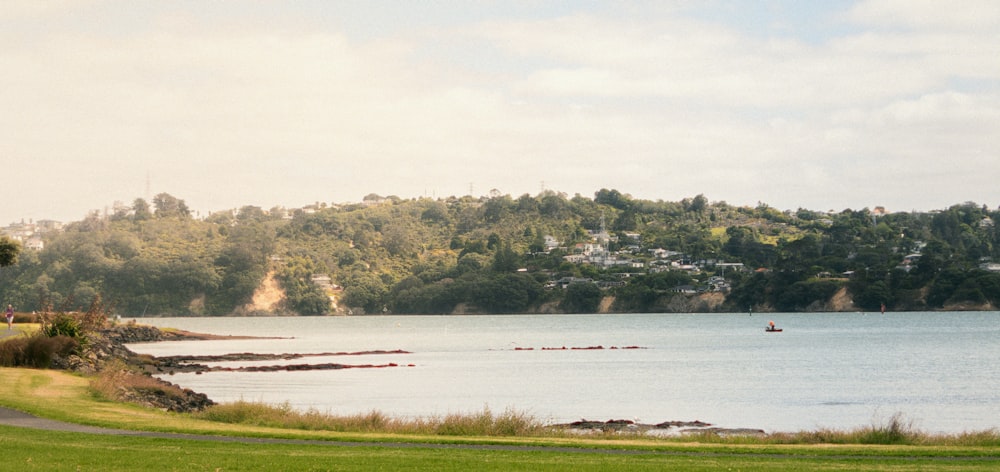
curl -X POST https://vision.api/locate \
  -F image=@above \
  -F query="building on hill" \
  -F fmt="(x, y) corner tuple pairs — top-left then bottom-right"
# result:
(543, 235), (560, 252)
(2, 219), (63, 248)
(24, 235), (44, 251)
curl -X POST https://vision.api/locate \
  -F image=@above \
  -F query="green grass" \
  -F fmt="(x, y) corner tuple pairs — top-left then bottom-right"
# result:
(195, 399), (1000, 447)
(1, 367), (999, 470)
(3, 424), (1000, 471)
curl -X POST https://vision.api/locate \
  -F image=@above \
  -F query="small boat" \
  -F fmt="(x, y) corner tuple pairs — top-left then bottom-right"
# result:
(765, 327), (783, 333)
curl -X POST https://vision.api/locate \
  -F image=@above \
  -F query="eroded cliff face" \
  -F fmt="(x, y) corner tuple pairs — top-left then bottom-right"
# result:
(241, 270), (287, 314)
(943, 300), (996, 311)
(824, 287), (858, 312)
(597, 296), (616, 313)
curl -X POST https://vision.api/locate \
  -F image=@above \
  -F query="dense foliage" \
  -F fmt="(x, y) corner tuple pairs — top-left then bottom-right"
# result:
(2, 191), (998, 315)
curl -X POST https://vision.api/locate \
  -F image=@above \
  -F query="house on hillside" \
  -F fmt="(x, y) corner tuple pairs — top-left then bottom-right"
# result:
(24, 235), (44, 251)
(554, 277), (594, 289)
(980, 262), (1000, 272)
(896, 254), (921, 272)
(310, 274), (341, 291)
(544, 235), (560, 251)
(362, 194), (387, 207)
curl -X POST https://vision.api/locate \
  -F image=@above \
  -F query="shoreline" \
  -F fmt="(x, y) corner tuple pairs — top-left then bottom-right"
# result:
(122, 324), (767, 436)
(159, 328), (289, 341)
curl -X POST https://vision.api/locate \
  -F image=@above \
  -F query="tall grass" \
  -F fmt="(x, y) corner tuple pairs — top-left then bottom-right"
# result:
(764, 412), (1000, 446)
(0, 334), (78, 368)
(90, 360), (190, 403)
(196, 401), (547, 437)
(195, 404), (1000, 445)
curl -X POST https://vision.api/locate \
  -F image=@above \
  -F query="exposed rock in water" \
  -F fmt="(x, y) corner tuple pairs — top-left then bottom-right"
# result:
(554, 418), (765, 437)
(51, 323), (216, 413)
(72, 323), (412, 412)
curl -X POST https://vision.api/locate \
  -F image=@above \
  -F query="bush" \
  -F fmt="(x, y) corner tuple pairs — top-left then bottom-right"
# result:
(0, 337), (26, 366)
(42, 314), (85, 340)
(12, 312), (38, 324)
(0, 334), (78, 368)
(857, 412), (920, 445)
(36, 296), (111, 346)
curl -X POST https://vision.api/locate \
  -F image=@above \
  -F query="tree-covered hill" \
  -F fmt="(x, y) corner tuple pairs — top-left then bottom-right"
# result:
(2, 191), (998, 316)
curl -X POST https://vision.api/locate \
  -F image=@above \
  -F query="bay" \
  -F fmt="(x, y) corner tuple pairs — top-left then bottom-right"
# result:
(126, 311), (1000, 434)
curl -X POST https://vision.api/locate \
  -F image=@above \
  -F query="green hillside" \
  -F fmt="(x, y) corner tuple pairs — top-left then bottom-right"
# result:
(2, 190), (999, 316)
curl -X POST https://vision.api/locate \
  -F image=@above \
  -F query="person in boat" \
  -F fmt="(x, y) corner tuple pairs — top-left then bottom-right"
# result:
(767, 320), (776, 331)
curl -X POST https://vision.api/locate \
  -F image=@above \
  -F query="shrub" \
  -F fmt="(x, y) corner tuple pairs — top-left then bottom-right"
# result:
(0, 337), (26, 366)
(0, 334), (78, 368)
(42, 314), (85, 340)
(12, 312), (38, 324)
(36, 295), (111, 347)
(857, 412), (920, 445)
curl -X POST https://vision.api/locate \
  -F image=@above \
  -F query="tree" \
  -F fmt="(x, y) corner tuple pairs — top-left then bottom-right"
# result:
(0, 236), (19, 267)
(684, 194), (708, 214)
(341, 270), (387, 314)
(132, 198), (152, 220)
(491, 242), (520, 272)
(236, 205), (266, 223)
(471, 273), (542, 313)
(594, 188), (631, 210)
(383, 225), (419, 257)
(152, 193), (191, 219)
(560, 281), (602, 313)
(420, 201), (450, 224)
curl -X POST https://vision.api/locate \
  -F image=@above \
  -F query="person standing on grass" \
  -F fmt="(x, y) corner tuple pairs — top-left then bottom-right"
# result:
(5, 304), (13, 331)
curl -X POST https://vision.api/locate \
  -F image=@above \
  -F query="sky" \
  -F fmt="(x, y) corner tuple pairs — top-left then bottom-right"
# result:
(2, 0), (999, 225)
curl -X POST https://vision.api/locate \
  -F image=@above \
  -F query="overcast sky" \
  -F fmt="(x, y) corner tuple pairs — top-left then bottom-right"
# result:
(2, 0), (998, 224)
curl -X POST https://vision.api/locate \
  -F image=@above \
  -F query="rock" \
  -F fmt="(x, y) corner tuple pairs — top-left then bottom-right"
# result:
(50, 323), (216, 413)
(563, 419), (637, 431)
(555, 418), (766, 437)
(655, 420), (712, 428)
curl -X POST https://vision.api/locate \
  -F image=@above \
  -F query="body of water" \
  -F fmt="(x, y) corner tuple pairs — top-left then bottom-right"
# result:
(126, 312), (1000, 433)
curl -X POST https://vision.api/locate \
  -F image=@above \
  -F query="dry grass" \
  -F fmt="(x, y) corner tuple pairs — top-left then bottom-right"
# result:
(762, 412), (1000, 447)
(90, 359), (189, 403)
(196, 400), (548, 437)
(193, 402), (1000, 446)
(0, 333), (78, 367)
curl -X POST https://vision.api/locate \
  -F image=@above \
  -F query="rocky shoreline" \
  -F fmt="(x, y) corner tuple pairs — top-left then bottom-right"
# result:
(553, 418), (765, 437)
(77, 323), (765, 436)
(57, 323), (217, 412)
(150, 350), (414, 374)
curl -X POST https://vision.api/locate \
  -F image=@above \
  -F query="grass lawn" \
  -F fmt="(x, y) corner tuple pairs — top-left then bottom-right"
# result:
(1, 367), (998, 471)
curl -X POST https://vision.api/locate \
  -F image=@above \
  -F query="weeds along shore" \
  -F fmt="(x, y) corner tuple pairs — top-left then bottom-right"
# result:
(172, 396), (1000, 447)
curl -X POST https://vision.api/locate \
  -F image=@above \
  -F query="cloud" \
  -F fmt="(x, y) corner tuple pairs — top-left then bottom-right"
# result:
(848, 0), (1000, 31)
(1, 1), (998, 223)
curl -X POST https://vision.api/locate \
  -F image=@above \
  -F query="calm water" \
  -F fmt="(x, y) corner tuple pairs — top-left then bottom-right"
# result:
(126, 312), (1000, 433)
